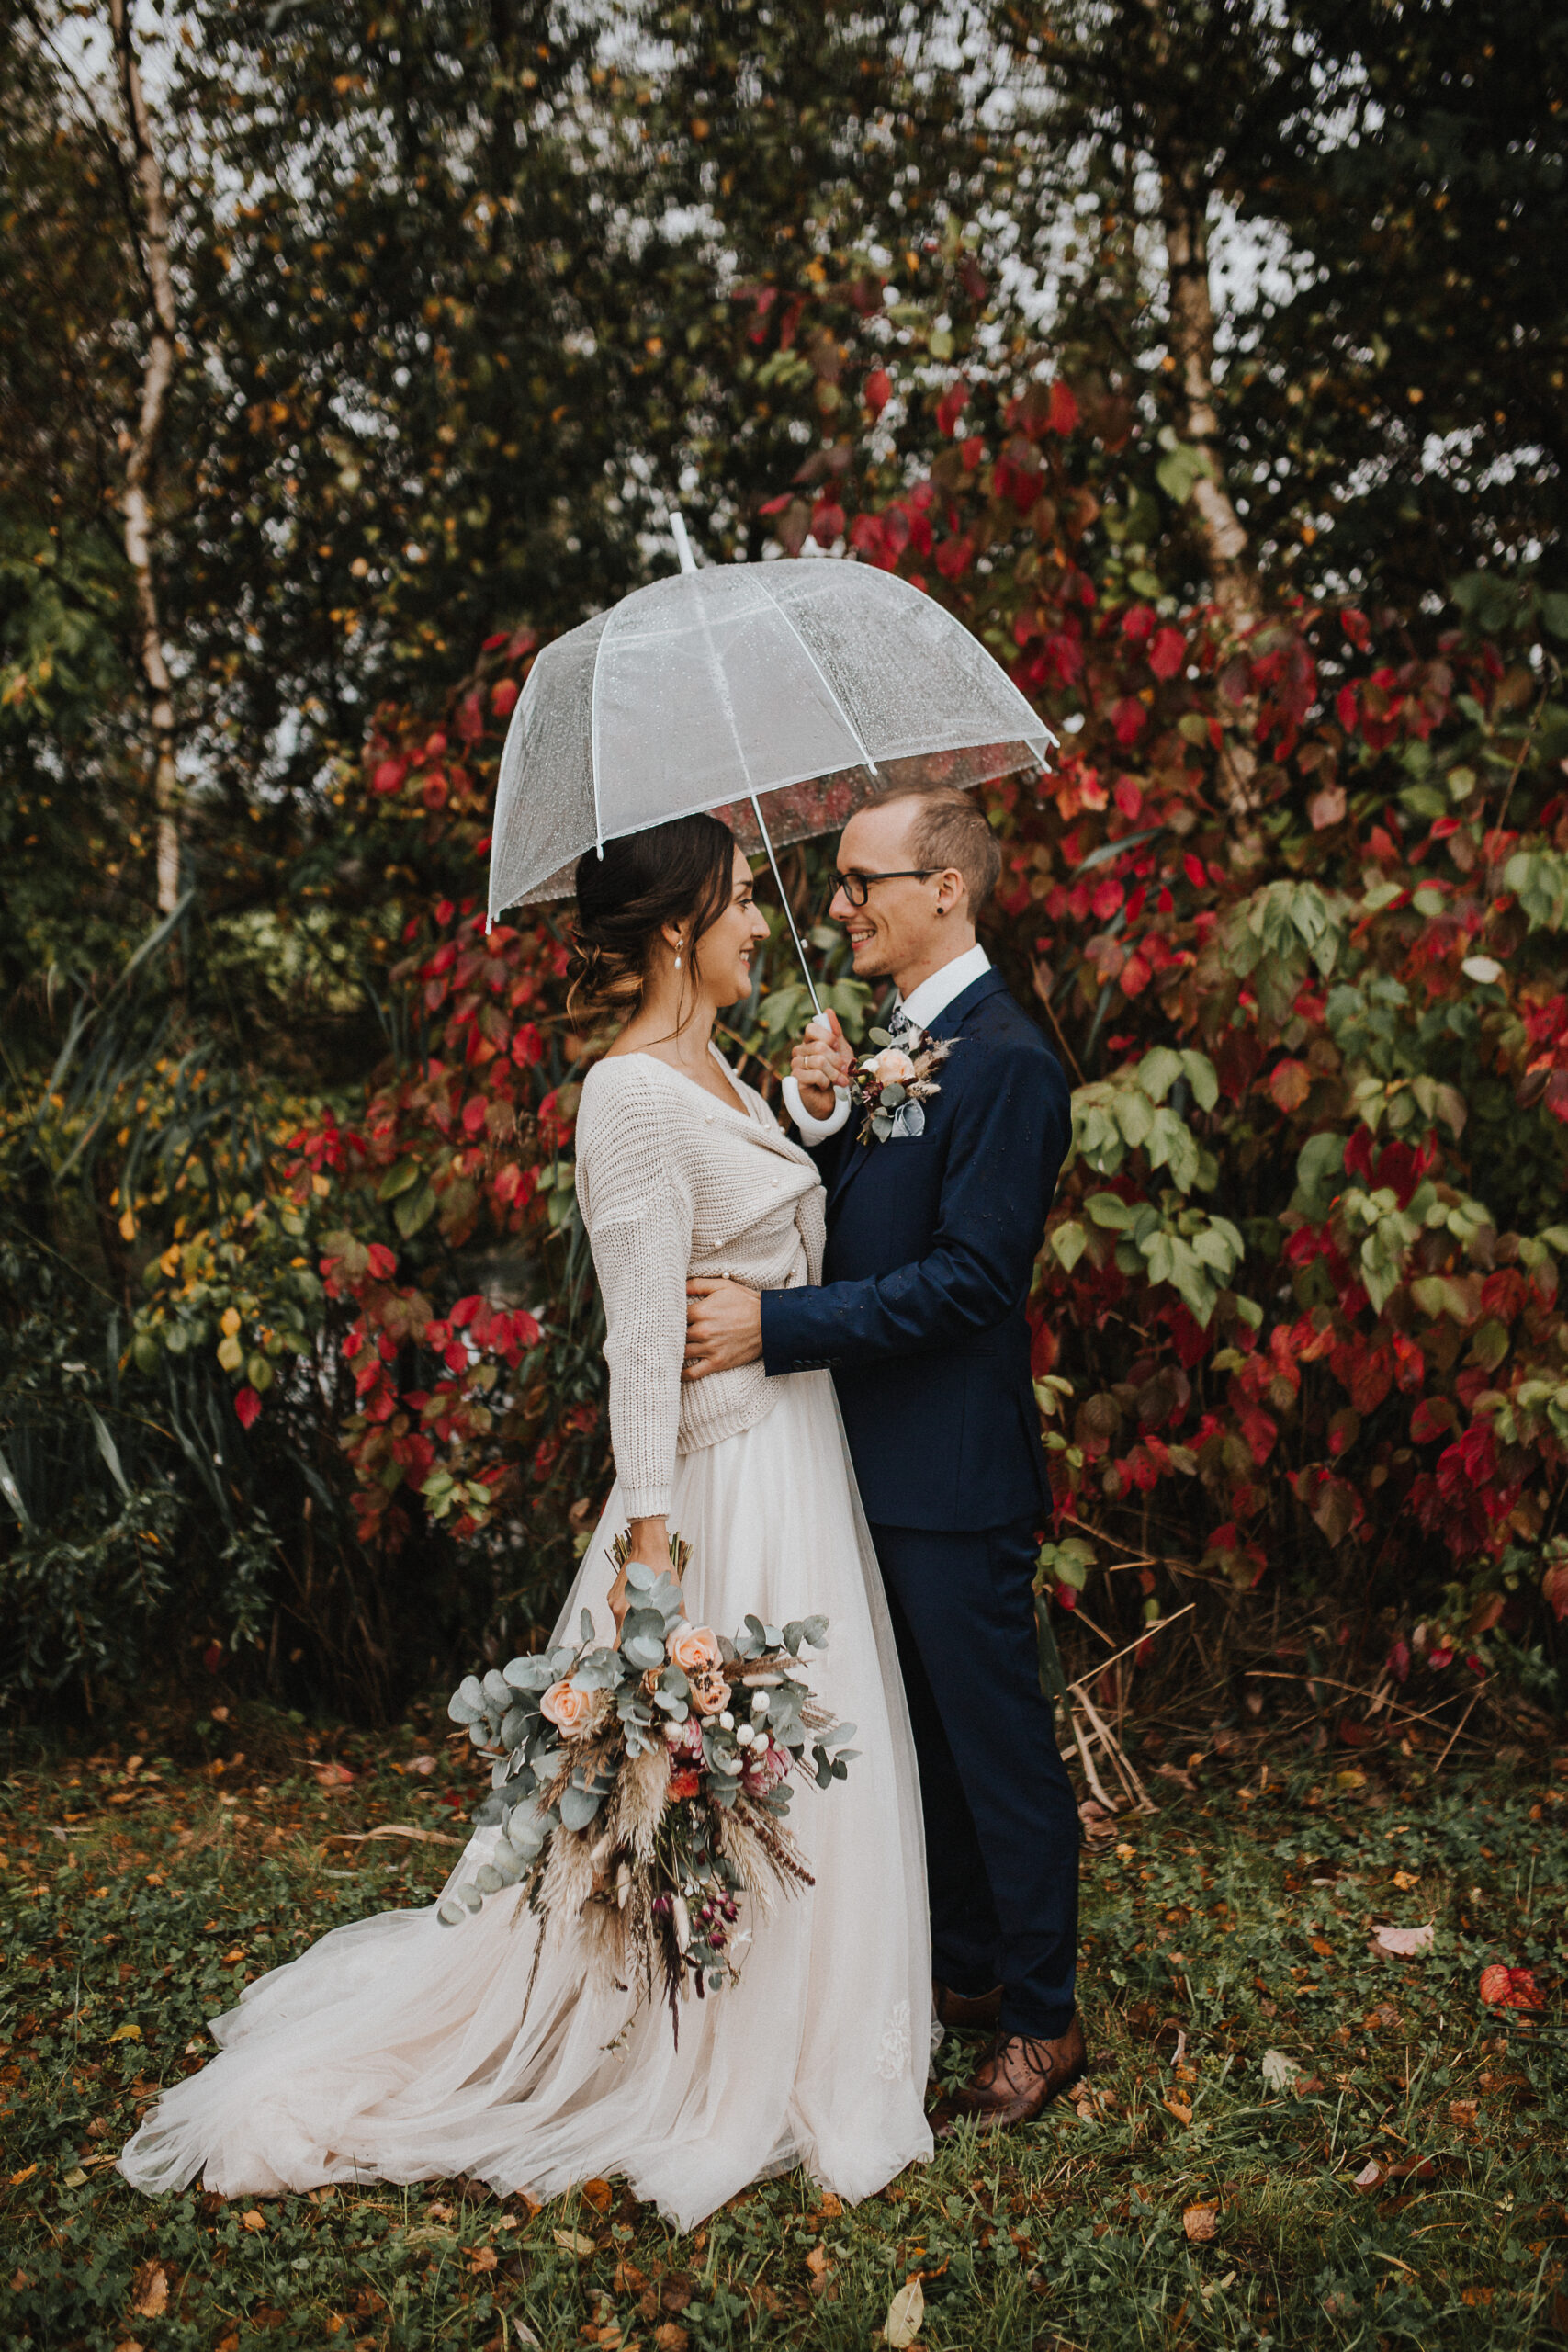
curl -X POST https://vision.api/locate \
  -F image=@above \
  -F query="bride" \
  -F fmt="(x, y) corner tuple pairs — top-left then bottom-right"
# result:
(119, 812), (934, 2229)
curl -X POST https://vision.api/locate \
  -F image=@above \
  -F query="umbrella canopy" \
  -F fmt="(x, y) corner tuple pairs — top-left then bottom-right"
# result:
(486, 552), (1055, 921)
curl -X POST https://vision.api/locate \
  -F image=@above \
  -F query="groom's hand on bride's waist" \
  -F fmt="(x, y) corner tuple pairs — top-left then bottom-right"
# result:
(683, 1277), (763, 1379)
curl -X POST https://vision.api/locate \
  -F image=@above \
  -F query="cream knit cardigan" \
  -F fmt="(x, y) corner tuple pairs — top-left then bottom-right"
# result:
(574, 1047), (827, 1520)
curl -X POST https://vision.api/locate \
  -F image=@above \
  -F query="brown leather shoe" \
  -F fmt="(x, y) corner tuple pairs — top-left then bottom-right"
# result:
(933, 1979), (1004, 2031)
(939, 2013), (1088, 2136)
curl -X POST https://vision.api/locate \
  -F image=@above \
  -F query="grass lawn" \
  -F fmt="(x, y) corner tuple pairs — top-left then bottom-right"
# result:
(2, 1702), (1565, 2350)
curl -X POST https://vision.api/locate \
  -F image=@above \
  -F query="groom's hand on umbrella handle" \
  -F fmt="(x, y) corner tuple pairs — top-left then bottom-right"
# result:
(791, 1010), (852, 1120)
(683, 1277), (763, 1380)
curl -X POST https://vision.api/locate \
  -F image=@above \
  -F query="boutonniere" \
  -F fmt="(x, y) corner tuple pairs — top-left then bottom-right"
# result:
(849, 1027), (955, 1145)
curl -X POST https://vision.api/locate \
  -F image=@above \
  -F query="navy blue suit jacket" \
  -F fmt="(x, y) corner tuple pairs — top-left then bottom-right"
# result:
(759, 968), (1072, 1531)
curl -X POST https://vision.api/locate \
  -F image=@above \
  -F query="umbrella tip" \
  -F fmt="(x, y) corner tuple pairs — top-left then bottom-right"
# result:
(670, 510), (698, 575)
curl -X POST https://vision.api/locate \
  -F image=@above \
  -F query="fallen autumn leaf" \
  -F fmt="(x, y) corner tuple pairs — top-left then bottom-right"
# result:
(1371, 1922), (1434, 1958)
(885, 2274), (925, 2345)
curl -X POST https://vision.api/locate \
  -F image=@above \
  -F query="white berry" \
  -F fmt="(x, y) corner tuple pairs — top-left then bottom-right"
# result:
(736, 1724), (755, 1747)
(750, 1692), (768, 1713)
(718, 1711), (734, 1731)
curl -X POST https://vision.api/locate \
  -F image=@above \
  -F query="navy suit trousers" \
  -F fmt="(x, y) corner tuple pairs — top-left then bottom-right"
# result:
(869, 1515), (1079, 2041)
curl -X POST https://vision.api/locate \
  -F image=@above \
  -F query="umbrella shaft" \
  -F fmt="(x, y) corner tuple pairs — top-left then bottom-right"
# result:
(750, 795), (822, 1022)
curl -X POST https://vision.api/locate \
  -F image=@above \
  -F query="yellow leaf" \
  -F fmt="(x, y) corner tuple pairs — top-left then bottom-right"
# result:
(8, 2165), (39, 2187)
(220, 1306), (242, 1338)
(885, 2276), (925, 2346)
(1183, 2204), (1219, 2243)
(242, 2208), (266, 2233)
(552, 2229), (596, 2256)
(1164, 2096), (1192, 2125)
(118, 1208), (138, 1241)
(107, 2021), (142, 2043)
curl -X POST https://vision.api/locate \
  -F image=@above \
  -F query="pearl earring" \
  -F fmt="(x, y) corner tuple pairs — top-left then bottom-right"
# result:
(673, 936), (683, 971)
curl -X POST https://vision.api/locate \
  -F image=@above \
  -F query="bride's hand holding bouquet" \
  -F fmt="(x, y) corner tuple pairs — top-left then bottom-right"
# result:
(610, 1513), (682, 1634)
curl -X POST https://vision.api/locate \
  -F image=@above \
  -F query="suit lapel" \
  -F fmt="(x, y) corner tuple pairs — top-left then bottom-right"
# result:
(827, 969), (1009, 1212)
(923, 967), (1008, 1041)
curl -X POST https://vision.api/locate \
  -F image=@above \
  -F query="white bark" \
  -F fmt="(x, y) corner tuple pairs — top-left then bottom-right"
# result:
(109, 0), (182, 913)
(1160, 164), (1260, 638)
(1160, 162), (1266, 820)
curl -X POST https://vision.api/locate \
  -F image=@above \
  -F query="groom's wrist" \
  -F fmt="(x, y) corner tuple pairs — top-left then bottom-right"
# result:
(759, 1285), (839, 1378)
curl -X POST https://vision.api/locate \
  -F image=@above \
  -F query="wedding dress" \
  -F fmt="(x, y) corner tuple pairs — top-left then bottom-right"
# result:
(119, 1046), (933, 2228)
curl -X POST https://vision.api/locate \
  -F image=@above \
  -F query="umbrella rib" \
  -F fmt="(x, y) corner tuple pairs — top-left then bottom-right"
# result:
(750, 793), (823, 1023)
(589, 612), (609, 862)
(751, 571), (881, 782)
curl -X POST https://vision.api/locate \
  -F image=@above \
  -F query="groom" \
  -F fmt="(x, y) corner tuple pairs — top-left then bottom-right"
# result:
(682, 783), (1084, 2130)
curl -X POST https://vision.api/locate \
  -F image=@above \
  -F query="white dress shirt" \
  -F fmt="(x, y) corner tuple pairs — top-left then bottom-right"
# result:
(782, 941), (993, 1143)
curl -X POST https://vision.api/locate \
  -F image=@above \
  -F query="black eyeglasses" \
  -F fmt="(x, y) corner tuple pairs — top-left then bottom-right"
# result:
(829, 868), (939, 910)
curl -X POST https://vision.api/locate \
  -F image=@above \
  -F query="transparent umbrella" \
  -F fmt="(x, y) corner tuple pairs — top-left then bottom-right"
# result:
(486, 516), (1055, 1012)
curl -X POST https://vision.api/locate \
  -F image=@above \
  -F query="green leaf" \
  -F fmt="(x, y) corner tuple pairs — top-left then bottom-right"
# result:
(1085, 1192), (1136, 1230)
(1051, 1219), (1089, 1272)
(1135, 1046), (1184, 1102)
(1292, 1130), (1346, 1221)
(1113, 1088), (1154, 1149)
(1540, 591), (1568, 641)
(378, 1159), (422, 1202)
(87, 1404), (131, 1499)
(0, 1442), (33, 1534)
(1145, 1105), (1200, 1194)
(1179, 1050), (1219, 1113)
(394, 1179), (438, 1238)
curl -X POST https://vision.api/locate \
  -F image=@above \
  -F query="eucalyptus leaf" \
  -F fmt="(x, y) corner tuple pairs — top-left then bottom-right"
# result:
(558, 1782), (604, 1831)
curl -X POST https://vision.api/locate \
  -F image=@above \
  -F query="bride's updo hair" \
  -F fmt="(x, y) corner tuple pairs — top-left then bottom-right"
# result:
(570, 812), (736, 1019)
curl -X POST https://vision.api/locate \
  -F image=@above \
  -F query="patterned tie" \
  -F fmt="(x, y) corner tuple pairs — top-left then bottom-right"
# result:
(886, 1001), (914, 1045)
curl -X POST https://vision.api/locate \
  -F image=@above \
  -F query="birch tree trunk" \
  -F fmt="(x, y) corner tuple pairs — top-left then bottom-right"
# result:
(1160, 161), (1260, 636)
(108, 0), (182, 914)
(1159, 158), (1267, 822)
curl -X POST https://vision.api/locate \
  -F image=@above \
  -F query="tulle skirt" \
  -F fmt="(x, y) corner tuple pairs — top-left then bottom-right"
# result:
(118, 1370), (934, 2228)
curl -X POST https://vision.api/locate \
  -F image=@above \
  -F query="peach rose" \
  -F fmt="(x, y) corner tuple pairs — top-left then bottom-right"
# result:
(539, 1679), (598, 1737)
(689, 1667), (733, 1718)
(871, 1046), (916, 1087)
(667, 1623), (722, 1680)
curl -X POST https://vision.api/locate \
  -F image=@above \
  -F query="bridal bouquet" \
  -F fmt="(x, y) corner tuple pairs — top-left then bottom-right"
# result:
(439, 1532), (859, 2031)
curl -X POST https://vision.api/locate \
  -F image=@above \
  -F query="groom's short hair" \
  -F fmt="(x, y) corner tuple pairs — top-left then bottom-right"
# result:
(866, 783), (1003, 917)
